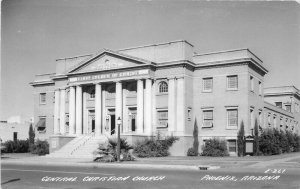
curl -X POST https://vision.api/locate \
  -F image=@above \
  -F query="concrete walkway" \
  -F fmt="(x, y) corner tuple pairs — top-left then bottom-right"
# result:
(1, 152), (300, 170)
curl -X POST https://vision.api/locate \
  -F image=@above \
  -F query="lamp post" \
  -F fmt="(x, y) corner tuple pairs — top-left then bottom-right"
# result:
(116, 117), (122, 162)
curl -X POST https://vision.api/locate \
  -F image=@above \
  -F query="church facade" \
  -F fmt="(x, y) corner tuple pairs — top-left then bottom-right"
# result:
(30, 40), (300, 156)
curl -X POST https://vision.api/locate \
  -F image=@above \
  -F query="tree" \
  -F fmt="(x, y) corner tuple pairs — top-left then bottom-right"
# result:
(237, 121), (245, 157)
(253, 119), (260, 156)
(28, 123), (35, 145)
(193, 118), (199, 155)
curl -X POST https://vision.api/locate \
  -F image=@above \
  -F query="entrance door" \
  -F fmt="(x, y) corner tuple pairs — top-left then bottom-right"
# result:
(111, 115), (115, 135)
(91, 119), (95, 133)
(128, 108), (137, 132)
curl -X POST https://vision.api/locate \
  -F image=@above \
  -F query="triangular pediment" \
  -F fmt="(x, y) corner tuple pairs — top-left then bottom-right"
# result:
(68, 50), (151, 73)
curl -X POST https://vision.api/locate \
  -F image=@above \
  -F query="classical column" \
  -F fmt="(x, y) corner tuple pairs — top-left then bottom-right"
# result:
(152, 80), (157, 135)
(102, 88), (107, 134)
(95, 83), (102, 136)
(168, 78), (176, 132)
(144, 79), (152, 135)
(136, 79), (144, 133)
(115, 81), (123, 135)
(59, 88), (66, 134)
(122, 84), (127, 133)
(82, 90), (87, 134)
(176, 77), (185, 133)
(76, 85), (83, 135)
(69, 86), (76, 135)
(54, 89), (60, 134)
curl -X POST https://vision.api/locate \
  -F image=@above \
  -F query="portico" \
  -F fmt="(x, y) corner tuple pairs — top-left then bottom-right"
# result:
(53, 77), (156, 137)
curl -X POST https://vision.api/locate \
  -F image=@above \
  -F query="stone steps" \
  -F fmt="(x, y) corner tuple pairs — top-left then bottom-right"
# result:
(46, 135), (108, 158)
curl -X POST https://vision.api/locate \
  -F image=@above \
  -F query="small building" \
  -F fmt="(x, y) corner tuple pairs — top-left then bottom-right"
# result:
(0, 116), (32, 142)
(30, 40), (300, 156)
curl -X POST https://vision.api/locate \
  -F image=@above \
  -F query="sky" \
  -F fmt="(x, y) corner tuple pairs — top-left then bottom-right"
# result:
(1, 0), (299, 120)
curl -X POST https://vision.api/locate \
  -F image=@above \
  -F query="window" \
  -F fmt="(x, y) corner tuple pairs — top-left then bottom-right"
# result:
(227, 109), (238, 128)
(273, 115), (277, 128)
(275, 102), (282, 108)
(158, 81), (168, 93)
(268, 113), (271, 127)
(227, 75), (238, 90)
(40, 93), (46, 104)
(250, 76), (254, 92)
(36, 117), (46, 132)
(280, 117), (283, 128)
(202, 110), (213, 128)
(157, 110), (168, 128)
(295, 103), (300, 113)
(258, 81), (262, 95)
(187, 108), (192, 121)
(89, 88), (95, 99)
(65, 114), (69, 133)
(285, 105), (291, 112)
(203, 78), (213, 92)
(250, 108), (254, 129)
(228, 140), (236, 153)
(258, 111), (262, 126)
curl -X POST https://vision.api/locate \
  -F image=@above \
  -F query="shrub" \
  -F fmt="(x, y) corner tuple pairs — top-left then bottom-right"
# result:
(286, 130), (296, 152)
(237, 121), (245, 157)
(134, 136), (179, 158)
(187, 147), (198, 156)
(28, 123), (35, 145)
(193, 119), (199, 154)
(94, 137), (135, 162)
(293, 133), (300, 152)
(201, 138), (229, 157)
(30, 140), (49, 155)
(3, 139), (30, 153)
(253, 119), (260, 156)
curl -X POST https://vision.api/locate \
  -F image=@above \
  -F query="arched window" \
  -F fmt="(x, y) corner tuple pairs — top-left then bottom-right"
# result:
(159, 81), (168, 93)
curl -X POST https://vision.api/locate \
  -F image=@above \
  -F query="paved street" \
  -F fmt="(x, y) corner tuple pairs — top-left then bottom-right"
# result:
(2, 163), (300, 189)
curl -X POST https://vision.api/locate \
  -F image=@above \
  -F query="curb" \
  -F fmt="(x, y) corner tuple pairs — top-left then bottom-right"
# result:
(1, 159), (220, 171)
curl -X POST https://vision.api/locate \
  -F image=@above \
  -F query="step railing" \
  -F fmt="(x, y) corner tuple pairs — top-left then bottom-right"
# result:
(71, 133), (95, 155)
(56, 136), (87, 154)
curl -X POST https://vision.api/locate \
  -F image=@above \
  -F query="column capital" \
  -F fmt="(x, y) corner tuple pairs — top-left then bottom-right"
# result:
(167, 77), (176, 80)
(93, 82), (102, 85)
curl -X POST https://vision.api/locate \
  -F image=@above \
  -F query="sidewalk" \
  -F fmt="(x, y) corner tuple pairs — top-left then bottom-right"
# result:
(2, 152), (300, 170)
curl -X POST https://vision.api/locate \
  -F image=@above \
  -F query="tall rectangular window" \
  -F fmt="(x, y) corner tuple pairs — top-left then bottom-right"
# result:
(40, 93), (46, 104)
(203, 78), (213, 92)
(227, 109), (238, 128)
(227, 75), (238, 90)
(202, 110), (213, 128)
(157, 110), (168, 128)
(258, 81), (262, 95)
(250, 76), (254, 92)
(250, 109), (254, 129)
(273, 115), (277, 128)
(258, 111), (262, 127)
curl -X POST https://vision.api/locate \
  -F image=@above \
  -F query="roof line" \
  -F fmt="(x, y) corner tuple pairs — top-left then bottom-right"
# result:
(56, 54), (93, 61)
(193, 48), (249, 56)
(118, 40), (194, 52)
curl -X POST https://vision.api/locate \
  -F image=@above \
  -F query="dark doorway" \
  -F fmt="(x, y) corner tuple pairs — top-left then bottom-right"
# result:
(111, 115), (115, 135)
(92, 119), (95, 133)
(13, 132), (17, 142)
(131, 118), (136, 132)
